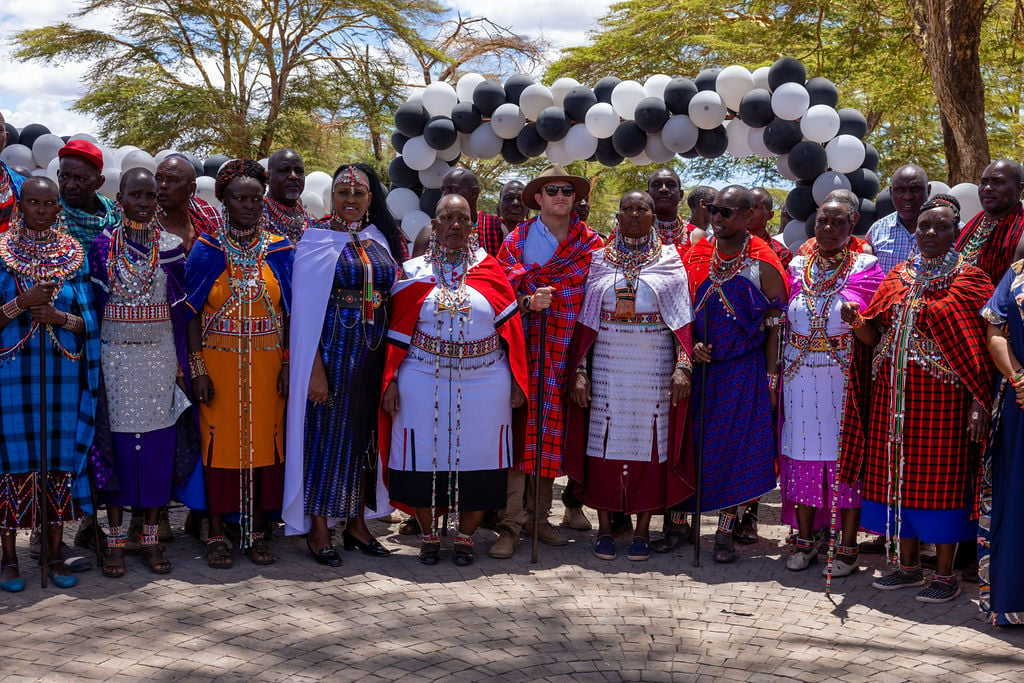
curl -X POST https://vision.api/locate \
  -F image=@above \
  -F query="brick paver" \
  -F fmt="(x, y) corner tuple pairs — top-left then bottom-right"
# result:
(0, 486), (1021, 681)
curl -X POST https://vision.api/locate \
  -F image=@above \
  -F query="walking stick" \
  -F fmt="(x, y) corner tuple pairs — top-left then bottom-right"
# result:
(38, 325), (48, 588)
(86, 459), (104, 568)
(691, 300), (711, 568)
(531, 309), (549, 564)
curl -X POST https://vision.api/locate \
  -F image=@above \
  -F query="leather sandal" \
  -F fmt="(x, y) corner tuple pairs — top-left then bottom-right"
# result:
(733, 509), (758, 545)
(713, 531), (737, 563)
(140, 544), (172, 574)
(651, 522), (691, 553)
(205, 537), (233, 569)
(245, 532), (276, 565)
(102, 547), (127, 579)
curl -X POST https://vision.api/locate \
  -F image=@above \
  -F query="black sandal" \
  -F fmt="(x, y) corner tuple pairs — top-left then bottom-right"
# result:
(651, 522), (691, 553)
(245, 532), (275, 566)
(733, 509), (759, 545)
(398, 516), (421, 536)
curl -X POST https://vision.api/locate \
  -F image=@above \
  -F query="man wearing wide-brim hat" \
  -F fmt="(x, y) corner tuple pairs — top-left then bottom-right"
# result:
(490, 164), (603, 559)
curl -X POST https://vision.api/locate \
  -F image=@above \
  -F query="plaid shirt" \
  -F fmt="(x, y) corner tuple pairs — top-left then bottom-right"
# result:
(954, 203), (1024, 286)
(867, 213), (918, 275)
(476, 211), (508, 257)
(497, 217), (601, 477)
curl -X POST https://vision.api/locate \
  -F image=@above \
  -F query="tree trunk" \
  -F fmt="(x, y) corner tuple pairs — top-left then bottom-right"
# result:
(904, 0), (990, 185)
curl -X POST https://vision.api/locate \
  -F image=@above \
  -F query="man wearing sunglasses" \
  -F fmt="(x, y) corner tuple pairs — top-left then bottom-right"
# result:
(491, 165), (603, 559)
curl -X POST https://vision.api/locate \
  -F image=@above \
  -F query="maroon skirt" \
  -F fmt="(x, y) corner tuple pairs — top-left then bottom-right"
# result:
(204, 462), (284, 515)
(578, 437), (667, 514)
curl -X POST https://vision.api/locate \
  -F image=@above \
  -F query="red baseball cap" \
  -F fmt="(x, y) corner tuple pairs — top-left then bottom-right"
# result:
(58, 139), (104, 172)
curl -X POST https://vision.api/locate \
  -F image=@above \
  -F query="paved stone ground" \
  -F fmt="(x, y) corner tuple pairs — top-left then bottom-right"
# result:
(1, 485), (1022, 682)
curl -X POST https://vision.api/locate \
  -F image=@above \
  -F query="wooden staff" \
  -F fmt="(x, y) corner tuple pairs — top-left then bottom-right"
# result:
(38, 323), (48, 588)
(691, 300), (711, 568)
(531, 309), (548, 564)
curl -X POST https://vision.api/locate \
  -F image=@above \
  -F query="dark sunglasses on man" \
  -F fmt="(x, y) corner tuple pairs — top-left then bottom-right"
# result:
(707, 203), (749, 219)
(543, 184), (575, 197)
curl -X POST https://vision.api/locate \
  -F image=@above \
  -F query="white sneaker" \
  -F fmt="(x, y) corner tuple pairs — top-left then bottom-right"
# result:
(823, 555), (859, 577)
(785, 548), (818, 571)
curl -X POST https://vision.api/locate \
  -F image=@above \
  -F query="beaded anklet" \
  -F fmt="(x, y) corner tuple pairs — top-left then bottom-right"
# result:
(717, 511), (736, 534)
(421, 533), (440, 544)
(794, 538), (815, 552)
(107, 526), (127, 548)
(140, 523), (159, 547)
(455, 533), (473, 546)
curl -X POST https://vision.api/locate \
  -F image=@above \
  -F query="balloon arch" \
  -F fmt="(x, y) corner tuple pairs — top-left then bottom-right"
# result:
(385, 57), (980, 249)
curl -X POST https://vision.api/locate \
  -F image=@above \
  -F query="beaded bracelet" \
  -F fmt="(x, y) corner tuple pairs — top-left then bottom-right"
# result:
(188, 351), (209, 377)
(281, 348), (290, 365)
(575, 356), (588, 375)
(850, 312), (866, 329)
(1012, 368), (1024, 384)
(767, 372), (780, 392)
(61, 312), (84, 334)
(674, 346), (692, 372)
(1, 297), (24, 320)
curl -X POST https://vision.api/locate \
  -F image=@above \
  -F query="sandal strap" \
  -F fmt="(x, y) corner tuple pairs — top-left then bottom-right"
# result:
(206, 535), (228, 545)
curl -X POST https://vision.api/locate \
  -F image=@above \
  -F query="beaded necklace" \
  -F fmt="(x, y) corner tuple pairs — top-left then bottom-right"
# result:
(785, 248), (856, 380)
(654, 217), (687, 245)
(0, 167), (12, 207)
(219, 220), (270, 305)
(694, 234), (751, 318)
(264, 196), (310, 243)
(427, 233), (477, 318)
(604, 230), (661, 319)
(108, 218), (160, 301)
(959, 215), (997, 267)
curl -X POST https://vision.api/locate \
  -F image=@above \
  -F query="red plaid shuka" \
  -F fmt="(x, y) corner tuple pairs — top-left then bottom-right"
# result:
(497, 216), (602, 477)
(155, 196), (222, 253)
(477, 211), (509, 257)
(838, 260), (996, 509)
(954, 204), (1024, 286)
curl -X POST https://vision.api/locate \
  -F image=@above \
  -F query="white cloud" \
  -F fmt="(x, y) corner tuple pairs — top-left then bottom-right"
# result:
(446, 0), (611, 51)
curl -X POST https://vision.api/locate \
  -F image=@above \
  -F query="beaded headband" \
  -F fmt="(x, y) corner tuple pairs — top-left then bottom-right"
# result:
(920, 194), (961, 221)
(334, 166), (369, 191)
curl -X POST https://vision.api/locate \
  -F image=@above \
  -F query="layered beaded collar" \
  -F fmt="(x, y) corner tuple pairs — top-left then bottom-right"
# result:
(0, 211), (83, 281)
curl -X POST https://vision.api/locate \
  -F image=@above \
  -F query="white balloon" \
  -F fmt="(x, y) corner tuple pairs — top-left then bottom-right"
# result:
(688, 91), (727, 130)
(456, 73), (485, 103)
(771, 82), (810, 121)
(385, 187), (421, 220)
(45, 157), (60, 182)
(31, 134), (64, 167)
(400, 210), (431, 243)
(490, 103), (526, 139)
(825, 134), (865, 174)
(257, 157), (269, 170)
(402, 136), (437, 171)
(949, 182), (982, 220)
(643, 74), (672, 99)
(776, 154), (799, 182)
(99, 167), (122, 201)
(752, 65), (771, 91)
(747, 126), (772, 157)
(550, 77), (581, 107)
(661, 115), (699, 152)
(154, 149), (176, 164)
(782, 219), (807, 250)
(725, 119), (752, 158)
(98, 146), (117, 171)
(929, 181), (951, 196)
(564, 124), (598, 161)
(800, 105), (841, 144)
(465, 122), (502, 159)
(406, 90), (424, 105)
(716, 65), (755, 111)
(195, 176), (219, 208)
(418, 158), (451, 189)
(120, 149), (157, 173)
(644, 133), (675, 164)
(545, 138), (573, 166)
(0, 144), (34, 169)
(584, 102), (619, 139)
(68, 133), (98, 144)
(305, 171), (332, 194)
(812, 171), (853, 205)
(301, 189), (326, 220)
(114, 145), (140, 167)
(423, 81), (459, 118)
(519, 83), (554, 121)
(30, 168), (46, 177)
(611, 80), (646, 120)
(436, 136), (462, 162)
(628, 150), (653, 166)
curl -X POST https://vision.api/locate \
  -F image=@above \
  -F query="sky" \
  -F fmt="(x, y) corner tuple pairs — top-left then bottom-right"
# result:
(0, 0), (614, 139)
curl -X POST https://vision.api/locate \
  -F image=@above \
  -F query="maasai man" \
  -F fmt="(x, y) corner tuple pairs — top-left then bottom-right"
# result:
(648, 168), (694, 248)
(684, 186), (714, 241)
(57, 140), (118, 248)
(0, 113), (25, 233)
(680, 185), (788, 564)
(263, 148), (312, 244)
(955, 159), (1024, 285)
(490, 164), (602, 559)
(749, 188), (792, 268)
(864, 165), (930, 275)
(413, 167), (502, 258)
(154, 155), (221, 253)
(498, 180), (530, 237)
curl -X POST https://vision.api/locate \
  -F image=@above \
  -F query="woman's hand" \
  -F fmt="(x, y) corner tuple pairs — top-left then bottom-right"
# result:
(28, 304), (66, 326)
(307, 356), (328, 404)
(839, 301), (861, 324)
(670, 368), (691, 406)
(570, 372), (591, 408)
(382, 382), (400, 417)
(511, 382), (525, 409)
(18, 281), (57, 309)
(277, 365), (289, 399)
(192, 375), (214, 404)
(968, 398), (989, 443)
(1013, 374), (1024, 408)
(692, 342), (712, 364)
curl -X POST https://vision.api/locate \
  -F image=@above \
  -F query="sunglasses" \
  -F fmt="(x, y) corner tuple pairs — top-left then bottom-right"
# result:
(543, 184), (575, 197)
(707, 203), (749, 219)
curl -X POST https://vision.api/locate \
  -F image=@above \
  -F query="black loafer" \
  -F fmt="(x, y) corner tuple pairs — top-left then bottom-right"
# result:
(419, 542), (441, 565)
(453, 543), (474, 566)
(342, 530), (392, 557)
(307, 541), (342, 567)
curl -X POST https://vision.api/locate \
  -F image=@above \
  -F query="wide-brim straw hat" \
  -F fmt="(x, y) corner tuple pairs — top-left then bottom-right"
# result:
(522, 164), (591, 210)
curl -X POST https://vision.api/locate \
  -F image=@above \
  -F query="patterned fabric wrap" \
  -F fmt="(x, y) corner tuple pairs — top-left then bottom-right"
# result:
(837, 258), (996, 509)
(87, 227), (199, 494)
(183, 233), (294, 317)
(60, 193), (120, 248)
(476, 211), (508, 257)
(0, 161), (24, 234)
(0, 253), (101, 523)
(185, 196), (222, 237)
(954, 204), (1024, 285)
(757, 234), (792, 269)
(497, 216), (602, 477)
(977, 261), (1024, 624)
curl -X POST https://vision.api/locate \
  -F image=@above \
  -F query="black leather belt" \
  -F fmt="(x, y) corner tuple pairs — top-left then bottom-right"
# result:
(328, 287), (386, 309)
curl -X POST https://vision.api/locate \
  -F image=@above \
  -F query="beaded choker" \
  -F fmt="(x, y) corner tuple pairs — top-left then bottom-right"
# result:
(0, 212), (83, 281)
(331, 217), (366, 233)
(655, 217), (687, 243)
(264, 196), (309, 242)
(801, 248), (853, 297)
(427, 234), (478, 318)
(709, 234), (751, 286)
(108, 218), (160, 300)
(605, 230), (661, 319)
(901, 249), (962, 288)
(217, 214), (270, 305)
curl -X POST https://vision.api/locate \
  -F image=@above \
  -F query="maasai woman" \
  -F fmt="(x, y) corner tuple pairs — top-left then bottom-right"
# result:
(88, 168), (195, 578)
(780, 194), (883, 575)
(978, 250), (1024, 625)
(282, 163), (404, 566)
(564, 190), (695, 562)
(680, 185), (788, 564)
(0, 177), (99, 591)
(380, 194), (528, 566)
(185, 160), (292, 569)
(839, 195), (994, 604)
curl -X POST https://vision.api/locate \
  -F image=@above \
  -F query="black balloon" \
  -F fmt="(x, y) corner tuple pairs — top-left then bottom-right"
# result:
(875, 188), (894, 219)
(563, 86), (598, 122)
(763, 119), (803, 155)
(694, 125), (728, 158)
(203, 154), (230, 178)
(391, 131), (409, 154)
(184, 153), (204, 178)
(846, 167), (881, 199)
(18, 123), (51, 151)
(788, 141), (828, 181)
(516, 123), (547, 157)
(681, 147), (701, 159)
(536, 107), (571, 142)
(504, 74), (535, 105)
(394, 102), (430, 138)
(768, 57), (806, 91)
(634, 97), (670, 133)
(837, 108), (868, 139)
(694, 68), (722, 92)
(388, 155), (420, 189)
(595, 137), (624, 166)
(61, 135), (71, 143)
(862, 143), (880, 171)
(451, 102), (482, 134)
(472, 79), (506, 117)
(804, 210), (819, 239)
(738, 88), (774, 127)
(786, 185), (816, 222)
(664, 77), (698, 115)
(501, 137), (529, 164)
(612, 121), (646, 157)
(855, 198), (876, 235)
(805, 77), (839, 108)
(4, 123), (19, 147)
(594, 76), (622, 104)
(423, 116), (458, 151)
(419, 188), (443, 217)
